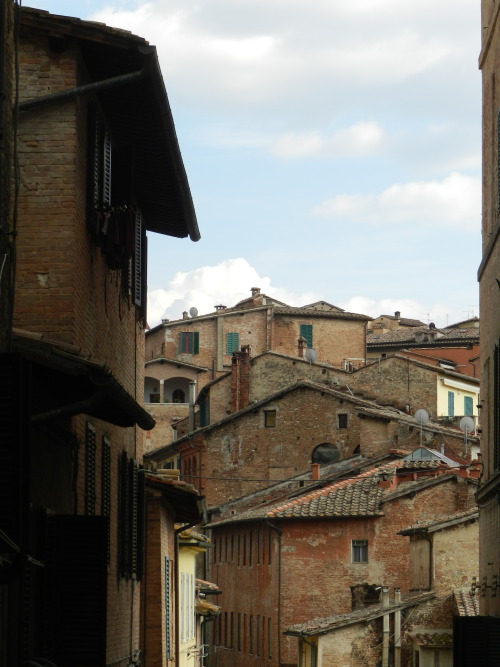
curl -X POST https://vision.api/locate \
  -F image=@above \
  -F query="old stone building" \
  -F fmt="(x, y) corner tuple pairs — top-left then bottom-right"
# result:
(145, 378), (477, 508)
(143, 290), (370, 451)
(473, 0), (500, 660)
(0, 6), (198, 666)
(205, 452), (478, 667)
(349, 354), (480, 427)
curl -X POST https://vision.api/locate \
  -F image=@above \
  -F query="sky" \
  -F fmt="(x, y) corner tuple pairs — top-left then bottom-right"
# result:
(26, 0), (482, 327)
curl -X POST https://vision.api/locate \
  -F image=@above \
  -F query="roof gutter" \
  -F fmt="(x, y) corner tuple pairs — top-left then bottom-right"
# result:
(17, 68), (147, 113)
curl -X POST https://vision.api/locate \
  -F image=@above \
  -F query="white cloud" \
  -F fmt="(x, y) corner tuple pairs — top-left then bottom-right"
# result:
(312, 172), (481, 230)
(147, 258), (319, 326)
(271, 121), (386, 158)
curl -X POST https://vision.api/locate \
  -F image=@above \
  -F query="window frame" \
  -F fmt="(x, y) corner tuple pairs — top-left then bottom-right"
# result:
(300, 323), (313, 349)
(338, 413), (348, 429)
(264, 410), (277, 428)
(352, 539), (368, 564)
(226, 332), (240, 354)
(179, 331), (199, 354)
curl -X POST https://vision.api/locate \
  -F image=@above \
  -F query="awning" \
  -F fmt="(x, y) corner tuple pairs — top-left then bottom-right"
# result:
(12, 330), (155, 431)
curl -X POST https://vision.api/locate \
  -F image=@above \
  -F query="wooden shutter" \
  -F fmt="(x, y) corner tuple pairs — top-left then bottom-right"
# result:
(119, 451), (130, 578)
(193, 331), (199, 354)
(454, 616), (500, 665)
(43, 515), (107, 665)
(85, 423), (96, 515)
(300, 324), (313, 348)
(464, 396), (473, 417)
(101, 437), (111, 564)
(0, 353), (28, 547)
(102, 129), (112, 206)
(226, 332), (239, 354)
(165, 556), (171, 659)
(495, 344), (500, 469)
(448, 391), (455, 417)
(133, 209), (143, 307)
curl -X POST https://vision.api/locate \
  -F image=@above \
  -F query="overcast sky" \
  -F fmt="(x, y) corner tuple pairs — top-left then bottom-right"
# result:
(27, 0), (482, 327)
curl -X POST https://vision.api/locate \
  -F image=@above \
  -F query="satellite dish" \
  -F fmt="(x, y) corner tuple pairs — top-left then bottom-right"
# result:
(305, 348), (317, 363)
(414, 409), (429, 425)
(460, 416), (475, 433)
(189, 307), (199, 318)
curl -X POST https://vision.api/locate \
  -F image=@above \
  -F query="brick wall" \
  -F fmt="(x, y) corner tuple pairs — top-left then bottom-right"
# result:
(349, 356), (440, 415)
(15, 25), (147, 665)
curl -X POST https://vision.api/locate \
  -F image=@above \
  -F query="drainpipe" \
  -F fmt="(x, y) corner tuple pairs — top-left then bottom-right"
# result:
(382, 586), (390, 667)
(394, 587), (401, 667)
(266, 521), (282, 666)
(189, 381), (196, 432)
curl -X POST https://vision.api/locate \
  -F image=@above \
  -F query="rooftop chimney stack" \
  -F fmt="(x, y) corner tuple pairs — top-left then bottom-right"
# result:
(394, 311), (401, 320)
(251, 287), (260, 297)
(311, 463), (320, 480)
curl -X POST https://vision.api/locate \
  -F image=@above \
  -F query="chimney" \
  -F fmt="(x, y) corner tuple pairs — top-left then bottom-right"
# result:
(251, 287), (260, 297)
(311, 463), (320, 480)
(231, 345), (251, 412)
(215, 304), (226, 311)
(394, 311), (401, 320)
(183, 311), (189, 320)
(298, 336), (306, 358)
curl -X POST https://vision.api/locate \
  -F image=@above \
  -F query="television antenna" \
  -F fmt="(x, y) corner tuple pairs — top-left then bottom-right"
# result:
(414, 409), (429, 448)
(459, 416), (475, 455)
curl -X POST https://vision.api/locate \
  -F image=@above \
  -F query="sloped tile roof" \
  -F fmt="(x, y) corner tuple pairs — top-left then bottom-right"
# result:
(267, 474), (384, 518)
(398, 508), (479, 535)
(454, 589), (479, 617)
(411, 632), (453, 648)
(367, 326), (479, 348)
(285, 592), (435, 636)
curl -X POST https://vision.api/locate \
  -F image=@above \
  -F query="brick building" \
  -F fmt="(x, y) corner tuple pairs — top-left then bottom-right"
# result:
(477, 0), (500, 650)
(144, 290), (370, 449)
(366, 323), (480, 378)
(145, 378), (477, 508)
(349, 354), (480, 427)
(205, 452), (478, 667)
(0, 6), (198, 666)
(285, 504), (479, 667)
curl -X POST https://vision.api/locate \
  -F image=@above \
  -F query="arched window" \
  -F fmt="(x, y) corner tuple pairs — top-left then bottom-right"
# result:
(312, 443), (340, 465)
(172, 389), (185, 404)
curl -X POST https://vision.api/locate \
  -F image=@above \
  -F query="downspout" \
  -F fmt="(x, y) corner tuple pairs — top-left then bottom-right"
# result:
(266, 521), (282, 666)
(188, 381), (196, 433)
(382, 586), (390, 667)
(423, 534), (433, 589)
(394, 587), (401, 667)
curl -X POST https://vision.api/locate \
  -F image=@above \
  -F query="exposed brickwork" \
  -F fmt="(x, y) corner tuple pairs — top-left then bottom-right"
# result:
(208, 475), (477, 667)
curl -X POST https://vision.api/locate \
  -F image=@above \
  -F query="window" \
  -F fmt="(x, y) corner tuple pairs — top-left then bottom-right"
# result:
(495, 345), (500, 469)
(464, 396), (473, 417)
(85, 423), (96, 516)
(352, 539), (368, 563)
(264, 410), (276, 427)
(226, 332), (240, 354)
(180, 331), (199, 354)
(312, 443), (340, 464)
(448, 391), (455, 417)
(172, 389), (185, 404)
(300, 324), (313, 348)
(338, 413), (348, 428)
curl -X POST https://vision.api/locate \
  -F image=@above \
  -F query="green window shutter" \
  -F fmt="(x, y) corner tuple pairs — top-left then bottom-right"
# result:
(448, 391), (455, 417)
(300, 324), (313, 348)
(464, 396), (473, 417)
(193, 331), (199, 354)
(226, 332), (240, 354)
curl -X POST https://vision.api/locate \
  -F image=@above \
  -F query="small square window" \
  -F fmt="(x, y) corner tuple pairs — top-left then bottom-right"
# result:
(264, 410), (276, 427)
(338, 413), (348, 428)
(352, 539), (368, 563)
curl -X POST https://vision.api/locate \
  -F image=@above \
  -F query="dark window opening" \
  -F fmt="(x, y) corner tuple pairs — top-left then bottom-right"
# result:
(264, 410), (276, 427)
(338, 413), (348, 428)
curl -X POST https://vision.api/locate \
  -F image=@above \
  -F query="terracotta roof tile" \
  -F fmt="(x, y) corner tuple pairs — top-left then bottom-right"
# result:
(453, 589), (479, 617)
